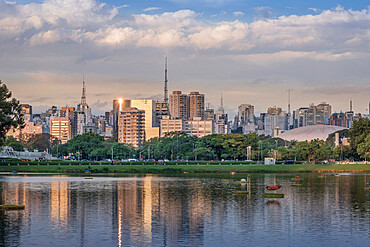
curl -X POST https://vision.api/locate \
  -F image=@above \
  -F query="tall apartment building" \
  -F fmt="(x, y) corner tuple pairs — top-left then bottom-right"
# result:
(238, 104), (254, 127)
(330, 112), (346, 127)
(189, 92), (205, 120)
(295, 103), (332, 128)
(131, 100), (159, 141)
(60, 107), (77, 137)
(169, 91), (189, 119)
(118, 107), (145, 148)
(21, 104), (32, 122)
(264, 106), (287, 136)
(50, 117), (71, 144)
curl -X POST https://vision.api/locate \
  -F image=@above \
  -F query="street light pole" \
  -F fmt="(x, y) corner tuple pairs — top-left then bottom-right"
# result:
(111, 147), (114, 165)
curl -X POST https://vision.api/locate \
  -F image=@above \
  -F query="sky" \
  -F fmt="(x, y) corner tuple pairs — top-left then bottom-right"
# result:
(1, 0), (370, 117)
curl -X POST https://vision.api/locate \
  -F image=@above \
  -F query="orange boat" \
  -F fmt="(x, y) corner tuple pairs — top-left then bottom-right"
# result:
(265, 185), (282, 191)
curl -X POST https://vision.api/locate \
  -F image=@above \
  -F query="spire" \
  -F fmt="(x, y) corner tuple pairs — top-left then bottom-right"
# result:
(350, 99), (352, 112)
(164, 57), (168, 104)
(219, 92), (224, 111)
(81, 76), (86, 105)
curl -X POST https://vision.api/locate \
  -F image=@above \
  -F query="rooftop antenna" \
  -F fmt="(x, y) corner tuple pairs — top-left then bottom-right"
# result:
(350, 99), (352, 112)
(81, 75), (86, 105)
(164, 57), (168, 104)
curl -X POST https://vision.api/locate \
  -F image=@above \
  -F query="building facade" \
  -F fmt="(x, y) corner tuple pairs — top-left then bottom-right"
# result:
(189, 92), (205, 120)
(169, 91), (190, 119)
(50, 117), (71, 144)
(118, 107), (145, 148)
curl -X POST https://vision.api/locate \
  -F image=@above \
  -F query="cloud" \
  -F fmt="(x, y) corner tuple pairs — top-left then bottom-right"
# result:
(233, 11), (244, 17)
(143, 7), (162, 12)
(255, 6), (272, 18)
(308, 8), (319, 13)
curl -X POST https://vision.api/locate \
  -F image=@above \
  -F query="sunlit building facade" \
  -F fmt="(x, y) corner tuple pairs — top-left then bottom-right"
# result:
(50, 117), (72, 144)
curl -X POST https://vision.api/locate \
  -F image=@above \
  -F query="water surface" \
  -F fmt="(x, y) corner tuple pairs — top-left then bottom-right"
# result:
(0, 174), (369, 247)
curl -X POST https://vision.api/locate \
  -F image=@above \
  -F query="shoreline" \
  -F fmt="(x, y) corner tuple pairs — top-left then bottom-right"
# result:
(0, 163), (369, 174)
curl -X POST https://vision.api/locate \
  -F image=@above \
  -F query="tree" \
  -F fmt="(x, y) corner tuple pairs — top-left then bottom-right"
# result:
(27, 133), (59, 152)
(357, 133), (370, 161)
(0, 80), (24, 144)
(4, 136), (24, 151)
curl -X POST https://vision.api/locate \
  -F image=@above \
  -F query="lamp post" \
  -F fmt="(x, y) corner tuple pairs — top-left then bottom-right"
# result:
(111, 147), (114, 165)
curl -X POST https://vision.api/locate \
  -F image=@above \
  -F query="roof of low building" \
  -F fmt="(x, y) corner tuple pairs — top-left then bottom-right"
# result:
(278, 125), (348, 142)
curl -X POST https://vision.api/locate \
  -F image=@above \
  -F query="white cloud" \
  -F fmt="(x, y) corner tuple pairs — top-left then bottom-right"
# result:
(233, 11), (244, 17)
(143, 7), (162, 12)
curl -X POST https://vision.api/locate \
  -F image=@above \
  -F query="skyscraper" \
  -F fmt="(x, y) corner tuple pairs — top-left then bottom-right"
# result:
(76, 79), (91, 135)
(50, 117), (71, 144)
(169, 91), (190, 119)
(118, 107), (145, 148)
(189, 91), (205, 120)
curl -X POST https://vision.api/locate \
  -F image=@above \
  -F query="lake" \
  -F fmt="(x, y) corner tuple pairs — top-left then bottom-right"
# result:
(0, 173), (369, 247)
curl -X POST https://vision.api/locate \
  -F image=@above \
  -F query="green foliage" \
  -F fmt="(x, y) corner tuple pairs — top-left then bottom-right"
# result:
(0, 80), (24, 144)
(349, 118), (370, 150)
(4, 136), (24, 151)
(357, 133), (370, 160)
(27, 133), (59, 152)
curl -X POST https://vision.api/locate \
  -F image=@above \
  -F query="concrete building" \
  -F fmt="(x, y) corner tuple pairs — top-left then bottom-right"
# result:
(50, 117), (72, 144)
(189, 92), (205, 120)
(264, 106), (287, 136)
(330, 112), (347, 127)
(169, 91), (189, 119)
(185, 118), (214, 137)
(118, 107), (145, 148)
(160, 116), (184, 137)
(160, 116), (214, 138)
(21, 104), (32, 122)
(131, 100), (159, 141)
(60, 107), (77, 137)
(237, 104), (254, 127)
(6, 122), (44, 141)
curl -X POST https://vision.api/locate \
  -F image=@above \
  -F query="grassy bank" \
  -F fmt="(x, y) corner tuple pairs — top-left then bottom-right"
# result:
(0, 161), (369, 174)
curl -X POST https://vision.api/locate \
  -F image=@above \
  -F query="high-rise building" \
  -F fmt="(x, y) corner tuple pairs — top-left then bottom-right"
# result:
(330, 112), (346, 127)
(50, 117), (71, 144)
(118, 107), (145, 148)
(21, 104), (32, 122)
(238, 104), (254, 127)
(264, 106), (287, 136)
(189, 92), (205, 120)
(76, 79), (92, 135)
(131, 100), (159, 141)
(60, 107), (77, 137)
(295, 103), (331, 128)
(169, 91), (189, 119)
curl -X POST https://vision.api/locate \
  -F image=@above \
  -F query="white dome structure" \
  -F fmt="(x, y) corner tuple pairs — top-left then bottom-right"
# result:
(278, 125), (348, 142)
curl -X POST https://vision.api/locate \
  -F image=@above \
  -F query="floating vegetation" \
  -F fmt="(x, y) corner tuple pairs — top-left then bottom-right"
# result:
(0, 205), (25, 210)
(291, 184), (303, 187)
(262, 194), (284, 198)
(232, 191), (249, 194)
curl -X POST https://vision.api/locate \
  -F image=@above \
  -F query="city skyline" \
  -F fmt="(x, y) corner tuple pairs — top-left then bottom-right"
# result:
(1, 0), (370, 116)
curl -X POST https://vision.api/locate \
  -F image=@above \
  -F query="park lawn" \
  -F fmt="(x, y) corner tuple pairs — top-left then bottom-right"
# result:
(0, 162), (368, 174)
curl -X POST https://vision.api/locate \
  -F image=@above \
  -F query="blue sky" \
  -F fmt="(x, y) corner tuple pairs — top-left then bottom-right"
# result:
(1, 0), (370, 116)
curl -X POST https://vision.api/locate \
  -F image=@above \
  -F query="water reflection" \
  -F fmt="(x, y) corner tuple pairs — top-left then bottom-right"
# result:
(0, 174), (369, 247)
